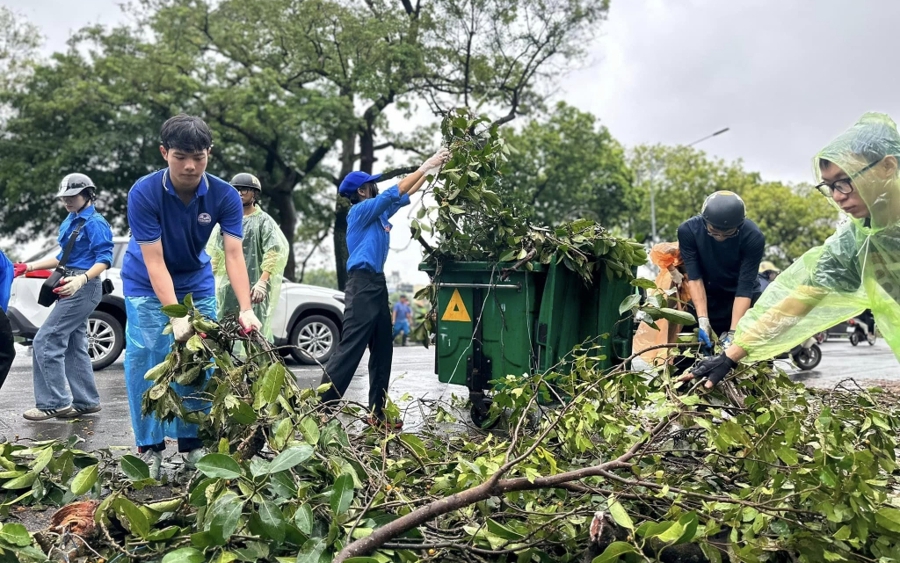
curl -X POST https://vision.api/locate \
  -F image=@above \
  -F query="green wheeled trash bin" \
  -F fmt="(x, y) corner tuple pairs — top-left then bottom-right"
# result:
(420, 260), (635, 427)
(421, 261), (546, 426)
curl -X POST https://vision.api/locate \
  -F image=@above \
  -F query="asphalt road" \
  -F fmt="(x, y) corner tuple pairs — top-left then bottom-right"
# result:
(0, 337), (896, 451)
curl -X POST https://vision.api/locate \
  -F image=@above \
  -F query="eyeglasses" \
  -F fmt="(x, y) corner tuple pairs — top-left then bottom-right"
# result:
(815, 159), (880, 197)
(58, 195), (81, 204)
(705, 222), (740, 239)
(237, 187), (259, 195)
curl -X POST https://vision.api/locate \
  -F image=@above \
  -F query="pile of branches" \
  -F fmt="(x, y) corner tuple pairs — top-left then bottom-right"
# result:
(0, 312), (897, 562)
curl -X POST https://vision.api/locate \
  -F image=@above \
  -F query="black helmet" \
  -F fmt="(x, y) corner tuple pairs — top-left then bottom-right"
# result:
(230, 173), (262, 192)
(57, 173), (95, 198)
(701, 191), (745, 229)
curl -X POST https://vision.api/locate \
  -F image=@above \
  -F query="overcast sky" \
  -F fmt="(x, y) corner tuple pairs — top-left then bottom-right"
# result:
(5, 0), (900, 284)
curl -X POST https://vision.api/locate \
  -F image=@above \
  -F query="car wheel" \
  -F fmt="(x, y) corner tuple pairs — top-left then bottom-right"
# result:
(88, 311), (124, 371)
(290, 315), (339, 365)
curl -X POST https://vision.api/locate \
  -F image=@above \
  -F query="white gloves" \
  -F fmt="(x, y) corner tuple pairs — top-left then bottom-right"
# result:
(172, 316), (194, 343)
(251, 278), (269, 304)
(417, 148), (451, 176)
(55, 274), (88, 297)
(239, 309), (263, 334)
(668, 267), (683, 286)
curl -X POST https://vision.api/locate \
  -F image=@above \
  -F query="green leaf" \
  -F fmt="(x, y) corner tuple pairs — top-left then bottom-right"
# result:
(257, 363), (287, 407)
(161, 304), (189, 318)
(3, 471), (37, 490)
(31, 447), (53, 474)
(330, 474), (354, 516)
(196, 454), (243, 479)
(618, 294), (641, 315)
(206, 492), (244, 545)
(294, 504), (314, 535)
(162, 547), (206, 563)
(776, 446), (799, 466)
(114, 496), (150, 539)
(0, 523), (32, 547)
(875, 507), (900, 533)
(299, 416), (320, 446)
(656, 308), (696, 325)
(592, 541), (639, 563)
(833, 525), (851, 541)
(147, 525), (180, 542)
(630, 277), (658, 290)
(296, 537), (327, 563)
(266, 445), (315, 475)
(258, 499), (287, 542)
(499, 250), (516, 262)
(655, 521), (684, 543)
(70, 464), (98, 495)
(607, 500), (634, 531)
(120, 454), (150, 481)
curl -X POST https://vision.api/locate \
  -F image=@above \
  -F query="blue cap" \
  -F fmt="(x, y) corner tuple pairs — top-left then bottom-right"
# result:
(338, 171), (382, 197)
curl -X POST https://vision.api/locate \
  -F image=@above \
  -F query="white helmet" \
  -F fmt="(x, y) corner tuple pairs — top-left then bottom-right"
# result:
(57, 173), (95, 198)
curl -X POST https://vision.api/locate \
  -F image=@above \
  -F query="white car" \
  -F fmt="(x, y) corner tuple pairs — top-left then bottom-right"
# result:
(8, 237), (345, 370)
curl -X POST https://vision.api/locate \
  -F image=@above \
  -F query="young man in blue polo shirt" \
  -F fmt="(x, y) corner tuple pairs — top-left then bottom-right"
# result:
(122, 114), (262, 477)
(320, 148), (449, 429)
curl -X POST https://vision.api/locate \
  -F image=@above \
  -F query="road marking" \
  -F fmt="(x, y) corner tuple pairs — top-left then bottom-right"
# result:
(441, 289), (471, 322)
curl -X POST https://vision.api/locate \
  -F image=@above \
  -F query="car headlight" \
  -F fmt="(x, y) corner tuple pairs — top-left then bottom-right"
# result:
(333, 294), (345, 304)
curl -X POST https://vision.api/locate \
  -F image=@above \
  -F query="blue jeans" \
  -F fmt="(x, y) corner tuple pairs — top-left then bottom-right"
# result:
(124, 295), (216, 449)
(32, 273), (102, 410)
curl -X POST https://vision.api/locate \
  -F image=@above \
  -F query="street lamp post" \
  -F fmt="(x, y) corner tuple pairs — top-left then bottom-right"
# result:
(649, 127), (730, 244)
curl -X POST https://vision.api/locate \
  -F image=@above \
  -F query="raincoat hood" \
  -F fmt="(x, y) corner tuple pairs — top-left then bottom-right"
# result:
(814, 112), (900, 232)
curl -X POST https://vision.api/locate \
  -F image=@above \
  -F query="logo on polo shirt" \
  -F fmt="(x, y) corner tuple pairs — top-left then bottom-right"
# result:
(198, 213), (212, 225)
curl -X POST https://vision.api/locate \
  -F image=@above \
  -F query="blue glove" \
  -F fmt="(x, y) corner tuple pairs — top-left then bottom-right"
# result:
(697, 329), (713, 349)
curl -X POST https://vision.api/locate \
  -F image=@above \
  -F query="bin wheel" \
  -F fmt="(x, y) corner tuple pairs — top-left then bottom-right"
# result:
(470, 398), (499, 429)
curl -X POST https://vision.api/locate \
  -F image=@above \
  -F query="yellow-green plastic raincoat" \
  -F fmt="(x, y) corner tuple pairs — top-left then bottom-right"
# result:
(734, 112), (900, 361)
(207, 207), (289, 340)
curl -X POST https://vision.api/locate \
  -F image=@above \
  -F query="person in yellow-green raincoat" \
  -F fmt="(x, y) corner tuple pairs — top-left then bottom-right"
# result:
(207, 173), (289, 341)
(681, 112), (900, 388)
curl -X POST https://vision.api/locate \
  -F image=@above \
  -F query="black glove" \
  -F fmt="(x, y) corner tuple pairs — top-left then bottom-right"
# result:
(691, 353), (738, 387)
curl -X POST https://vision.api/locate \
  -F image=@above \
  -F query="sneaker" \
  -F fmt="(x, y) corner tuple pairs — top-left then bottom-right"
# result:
(140, 450), (163, 480)
(23, 406), (73, 421)
(183, 448), (206, 471)
(58, 405), (102, 419)
(366, 415), (404, 431)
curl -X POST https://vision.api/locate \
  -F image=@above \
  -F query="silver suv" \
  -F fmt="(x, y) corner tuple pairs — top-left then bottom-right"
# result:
(8, 237), (345, 370)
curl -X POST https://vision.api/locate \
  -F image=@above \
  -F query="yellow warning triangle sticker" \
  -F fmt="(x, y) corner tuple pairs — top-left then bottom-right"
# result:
(441, 289), (471, 322)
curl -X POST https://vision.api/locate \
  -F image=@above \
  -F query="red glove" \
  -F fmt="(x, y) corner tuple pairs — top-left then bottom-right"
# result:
(13, 263), (27, 278)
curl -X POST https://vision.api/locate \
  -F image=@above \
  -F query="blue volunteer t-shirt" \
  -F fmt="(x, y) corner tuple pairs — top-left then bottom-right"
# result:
(392, 301), (412, 320)
(122, 169), (243, 299)
(345, 185), (410, 273)
(55, 205), (114, 271)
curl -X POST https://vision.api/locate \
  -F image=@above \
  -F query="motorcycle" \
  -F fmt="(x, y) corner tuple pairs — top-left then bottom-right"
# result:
(847, 317), (876, 346)
(777, 336), (822, 370)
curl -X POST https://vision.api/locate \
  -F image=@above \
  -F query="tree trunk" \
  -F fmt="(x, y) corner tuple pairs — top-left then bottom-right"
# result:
(333, 132), (357, 290)
(270, 170), (299, 280)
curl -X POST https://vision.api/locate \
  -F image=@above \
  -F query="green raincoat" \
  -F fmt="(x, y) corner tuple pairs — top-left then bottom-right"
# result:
(734, 112), (900, 361)
(207, 206), (290, 340)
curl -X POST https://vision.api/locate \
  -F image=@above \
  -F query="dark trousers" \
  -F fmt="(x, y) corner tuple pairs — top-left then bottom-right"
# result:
(320, 271), (393, 417)
(0, 309), (15, 392)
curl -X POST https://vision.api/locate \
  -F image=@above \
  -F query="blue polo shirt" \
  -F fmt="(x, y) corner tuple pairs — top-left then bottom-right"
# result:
(122, 169), (243, 299)
(55, 205), (114, 271)
(345, 185), (410, 273)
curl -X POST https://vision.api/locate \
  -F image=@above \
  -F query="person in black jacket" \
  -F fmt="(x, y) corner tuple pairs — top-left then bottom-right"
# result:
(677, 191), (765, 347)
